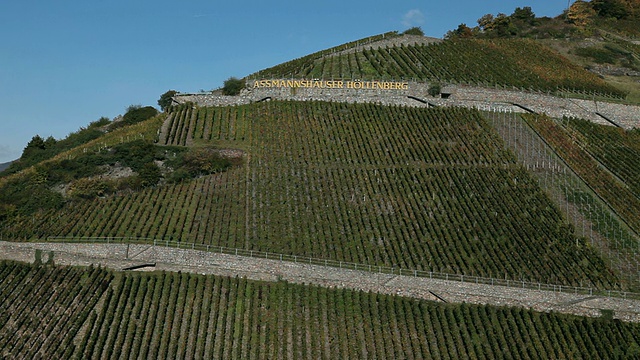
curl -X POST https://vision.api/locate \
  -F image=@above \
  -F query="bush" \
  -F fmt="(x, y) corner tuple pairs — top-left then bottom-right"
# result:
(158, 90), (178, 111)
(165, 147), (232, 180)
(103, 140), (165, 172)
(403, 27), (424, 36)
(89, 117), (111, 128)
(574, 46), (617, 64)
(109, 106), (158, 130)
(428, 83), (442, 97)
(138, 162), (162, 187)
(222, 77), (246, 96)
(183, 148), (231, 175)
(68, 178), (115, 199)
(166, 168), (191, 183)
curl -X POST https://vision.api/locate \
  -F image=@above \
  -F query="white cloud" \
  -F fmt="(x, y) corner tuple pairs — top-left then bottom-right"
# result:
(402, 9), (425, 27)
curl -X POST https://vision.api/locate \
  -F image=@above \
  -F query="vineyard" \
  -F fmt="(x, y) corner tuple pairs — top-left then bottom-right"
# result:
(488, 110), (640, 288)
(559, 117), (640, 200)
(0, 261), (112, 358)
(3, 101), (625, 289)
(3, 23), (640, 358)
(1, 261), (640, 359)
(523, 114), (640, 236)
(250, 36), (625, 98)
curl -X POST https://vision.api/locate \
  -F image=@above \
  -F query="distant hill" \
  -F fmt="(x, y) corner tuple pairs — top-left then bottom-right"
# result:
(0, 161), (12, 172)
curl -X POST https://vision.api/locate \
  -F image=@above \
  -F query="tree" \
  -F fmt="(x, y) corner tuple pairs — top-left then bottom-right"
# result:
(21, 135), (48, 160)
(445, 24), (474, 39)
(158, 90), (177, 111)
(25, 135), (46, 152)
(403, 27), (424, 36)
(591, 0), (629, 19)
(491, 13), (517, 37)
(567, 1), (597, 27)
(428, 83), (442, 97)
(137, 162), (162, 187)
(222, 77), (246, 96)
(477, 14), (495, 31)
(621, 0), (640, 19)
(511, 7), (535, 23)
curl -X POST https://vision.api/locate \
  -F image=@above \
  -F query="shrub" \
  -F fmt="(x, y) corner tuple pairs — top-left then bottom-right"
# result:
(574, 46), (617, 64)
(403, 27), (424, 36)
(428, 83), (442, 97)
(89, 117), (111, 128)
(222, 77), (246, 96)
(137, 162), (162, 187)
(108, 140), (161, 172)
(68, 178), (116, 199)
(109, 106), (159, 130)
(181, 148), (231, 176)
(158, 90), (178, 111)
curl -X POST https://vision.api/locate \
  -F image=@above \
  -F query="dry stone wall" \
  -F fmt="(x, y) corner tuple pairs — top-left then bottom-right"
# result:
(2, 241), (639, 322)
(174, 82), (640, 129)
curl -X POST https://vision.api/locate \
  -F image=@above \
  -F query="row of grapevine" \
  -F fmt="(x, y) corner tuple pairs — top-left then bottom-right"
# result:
(249, 31), (401, 79)
(0, 262), (112, 358)
(488, 110), (640, 289)
(8, 167), (248, 246)
(163, 104), (251, 146)
(524, 114), (640, 235)
(249, 38), (625, 97)
(3, 101), (621, 287)
(560, 117), (640, 199)
(3, 261), (639, 359)
(243, 101), (617, 287)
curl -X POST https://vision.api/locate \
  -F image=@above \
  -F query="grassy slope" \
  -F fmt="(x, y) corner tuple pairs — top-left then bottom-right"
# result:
(539, 35), (640, 103)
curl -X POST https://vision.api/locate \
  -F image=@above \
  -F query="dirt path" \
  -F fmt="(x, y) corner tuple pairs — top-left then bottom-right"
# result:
(2, 241), (639, 322)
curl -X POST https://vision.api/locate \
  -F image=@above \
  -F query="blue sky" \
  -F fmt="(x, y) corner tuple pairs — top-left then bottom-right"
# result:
(0, 1), (569, 163)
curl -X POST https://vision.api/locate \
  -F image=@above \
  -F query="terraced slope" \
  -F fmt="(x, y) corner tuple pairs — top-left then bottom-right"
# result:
(250, 36), (625, 98)
(1, 261), (640, 359)
(560, 117), (640, 200)
(5, 102), (620, 288)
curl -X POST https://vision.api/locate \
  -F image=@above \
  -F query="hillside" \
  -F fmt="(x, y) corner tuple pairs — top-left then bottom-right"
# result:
(2, 101), (626, 289)
(2, 9), (640, 357)
(2, 261), (640, 358)
(2, 30), (639, 290)
(249, 35), (627, 98)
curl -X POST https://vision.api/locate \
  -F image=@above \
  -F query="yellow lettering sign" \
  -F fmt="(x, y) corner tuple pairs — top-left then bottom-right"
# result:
(252, 79), (408, 91)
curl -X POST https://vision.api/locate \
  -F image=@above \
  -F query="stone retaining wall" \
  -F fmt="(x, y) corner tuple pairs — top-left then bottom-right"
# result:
(174, 82), (640, 129)
(2, 241), (639, 322)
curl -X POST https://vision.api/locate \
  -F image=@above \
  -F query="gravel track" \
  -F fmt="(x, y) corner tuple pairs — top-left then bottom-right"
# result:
(2, 241), (639, 322)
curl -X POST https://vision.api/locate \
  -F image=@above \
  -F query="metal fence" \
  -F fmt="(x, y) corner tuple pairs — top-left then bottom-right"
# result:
(46, 236), (640, 300)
